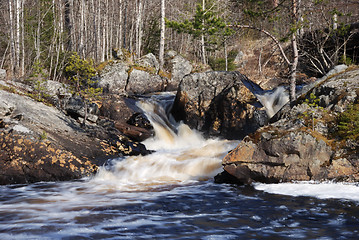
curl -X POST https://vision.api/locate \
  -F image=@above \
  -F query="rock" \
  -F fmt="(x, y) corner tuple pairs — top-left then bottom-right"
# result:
(165, 50), (192, 90)
(219, 67), (359, 184)
(65, 96), (99, 123)
(99, 95), (136, 122)
(171, 71), (267, 139)
(135, 53), (160, 73)
(0, 132), (97, 185)
(222, 127), (335, 184)
(0, 89), (151, 184)
(41, 80), (69, 97)
(127, 112), (152, 129)
(40, 80), (71, 107)
(0, 69), (6, 80)
(126, 69), (166, 94)
(114, 121), (152, 142)
(98, 61), (129, 93)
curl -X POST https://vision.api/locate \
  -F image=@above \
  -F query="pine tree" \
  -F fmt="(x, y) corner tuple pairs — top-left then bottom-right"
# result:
(166, 0), (233, 65)
(65, 52), (102, 127)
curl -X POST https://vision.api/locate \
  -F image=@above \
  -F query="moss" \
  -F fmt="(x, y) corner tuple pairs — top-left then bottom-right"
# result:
(158, 69), (172, 79)
(0, 84), (18, 94)
(96, 60), (114, 73)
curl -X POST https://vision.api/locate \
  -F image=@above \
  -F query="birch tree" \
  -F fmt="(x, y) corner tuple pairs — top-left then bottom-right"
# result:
(159, 0), (165, 70)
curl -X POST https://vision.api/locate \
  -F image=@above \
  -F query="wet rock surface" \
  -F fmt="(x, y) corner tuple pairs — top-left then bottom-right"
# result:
(171, 71), (268, 139)
(218, 67), (359, 184)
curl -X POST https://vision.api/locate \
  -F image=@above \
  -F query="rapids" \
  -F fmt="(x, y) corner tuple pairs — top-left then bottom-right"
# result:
(1, 94), (359, 239)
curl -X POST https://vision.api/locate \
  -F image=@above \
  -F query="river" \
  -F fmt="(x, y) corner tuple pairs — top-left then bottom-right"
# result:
(1, 95), (358, 239)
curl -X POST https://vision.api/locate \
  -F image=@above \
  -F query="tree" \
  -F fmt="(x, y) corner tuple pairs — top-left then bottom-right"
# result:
(64, 52), (102, 126)
(166, 0), (233, 65)
(159, 0), (165, 70)
(231, 0), (301, 102)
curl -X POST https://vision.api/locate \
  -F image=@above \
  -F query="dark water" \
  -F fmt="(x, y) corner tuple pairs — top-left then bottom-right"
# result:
(0, 180), (358, 240)
(2, 95), (358, 239)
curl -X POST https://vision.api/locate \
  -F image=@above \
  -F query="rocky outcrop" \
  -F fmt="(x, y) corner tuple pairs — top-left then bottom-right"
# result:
(165, 50), (193, 90)
(65, 96), (99, 123)
(0, 69), (6, 80)
(171, 71), (268, 139)
(217, 66), (359, 184)
(0, 132), (97, 185)
(0, 89), (150, 185)
(135, 53), (160, 73)
(98, 61), (129, 93)
(126, 69), (166, 94)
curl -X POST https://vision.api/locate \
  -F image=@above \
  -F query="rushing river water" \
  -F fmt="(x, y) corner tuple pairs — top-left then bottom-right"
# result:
(1, 95), (359, 240)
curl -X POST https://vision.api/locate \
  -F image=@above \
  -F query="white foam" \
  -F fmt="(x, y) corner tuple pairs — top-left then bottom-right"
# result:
(91, 97), (239, 191)
(254, 181), (359, 202)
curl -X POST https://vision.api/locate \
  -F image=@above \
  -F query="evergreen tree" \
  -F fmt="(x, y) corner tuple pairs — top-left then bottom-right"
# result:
(166, 0), (234, 64)
(65, 52), (102, 127)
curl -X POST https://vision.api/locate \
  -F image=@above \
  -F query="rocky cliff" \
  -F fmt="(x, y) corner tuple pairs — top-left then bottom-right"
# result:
(216, 66), (359, 184)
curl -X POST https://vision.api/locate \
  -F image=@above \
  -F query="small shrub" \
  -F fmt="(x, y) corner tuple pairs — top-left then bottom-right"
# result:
(301, 93), (324, 131)
(337, 103), (359, 141)
(208, 50), (237, 71)
(64, 52), (102, 126)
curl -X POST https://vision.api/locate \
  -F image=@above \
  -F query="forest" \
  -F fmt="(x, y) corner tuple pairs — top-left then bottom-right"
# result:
(0, 0), (358, 85)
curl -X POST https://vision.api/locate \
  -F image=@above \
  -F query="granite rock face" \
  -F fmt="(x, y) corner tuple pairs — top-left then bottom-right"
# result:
(164, 50), (193, 90)
(98, 62), (129, 93)
(126, 69), (166, 94)
(171, 71), (268, 139)
(0, 89), (150, 185)
(217, 67), (359, 184)
(0, 69), (6, 80)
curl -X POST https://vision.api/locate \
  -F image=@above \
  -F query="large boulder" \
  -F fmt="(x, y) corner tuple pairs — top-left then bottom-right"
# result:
(171, 71), (268, 139)
(98, 61), (129, 93)
(135, 53), (160, 73)
(217, 66), (359, 184)
(126, 69), (166, 94)
(165, 50), (192, 90)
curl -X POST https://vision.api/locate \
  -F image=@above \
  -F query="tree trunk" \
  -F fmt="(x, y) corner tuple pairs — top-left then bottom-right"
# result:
(224, 40), (228, 71)
(35, 1), (41, 61)
(123, 1), (127, 49)
(20, 0), (24, 75)
(82, 98), (88, 127)
(135, 0), (143, 58)
(201, 0), (206, 65)
(79, 0), (85, 57)
(64, 0), (72, 51)
(15, 0), (21, 75)
(159, 0), (165, 70)
(290, 0), (299, 102)
(8, 0), (15, 75)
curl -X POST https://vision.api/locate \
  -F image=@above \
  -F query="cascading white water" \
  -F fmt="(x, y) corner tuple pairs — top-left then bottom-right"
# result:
(255, 86), (289, 118)
(92, 95), (238, 190)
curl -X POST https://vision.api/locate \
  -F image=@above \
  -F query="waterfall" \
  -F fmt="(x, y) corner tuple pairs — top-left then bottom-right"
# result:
(239, 74), (289, 118)
(255, 86), (290, 118)
(92, 94), (238, 190)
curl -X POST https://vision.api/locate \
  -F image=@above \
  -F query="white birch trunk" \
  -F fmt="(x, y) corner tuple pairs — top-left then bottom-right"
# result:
(135, 0), (143, 58)
(290, 0), (299, 102)
(15, 0), (21, 73)
(9, 0), (15, 74)
(159, 0), (165, 70)
(20, 0), (25, 75)
(201, 0), (206, 65)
